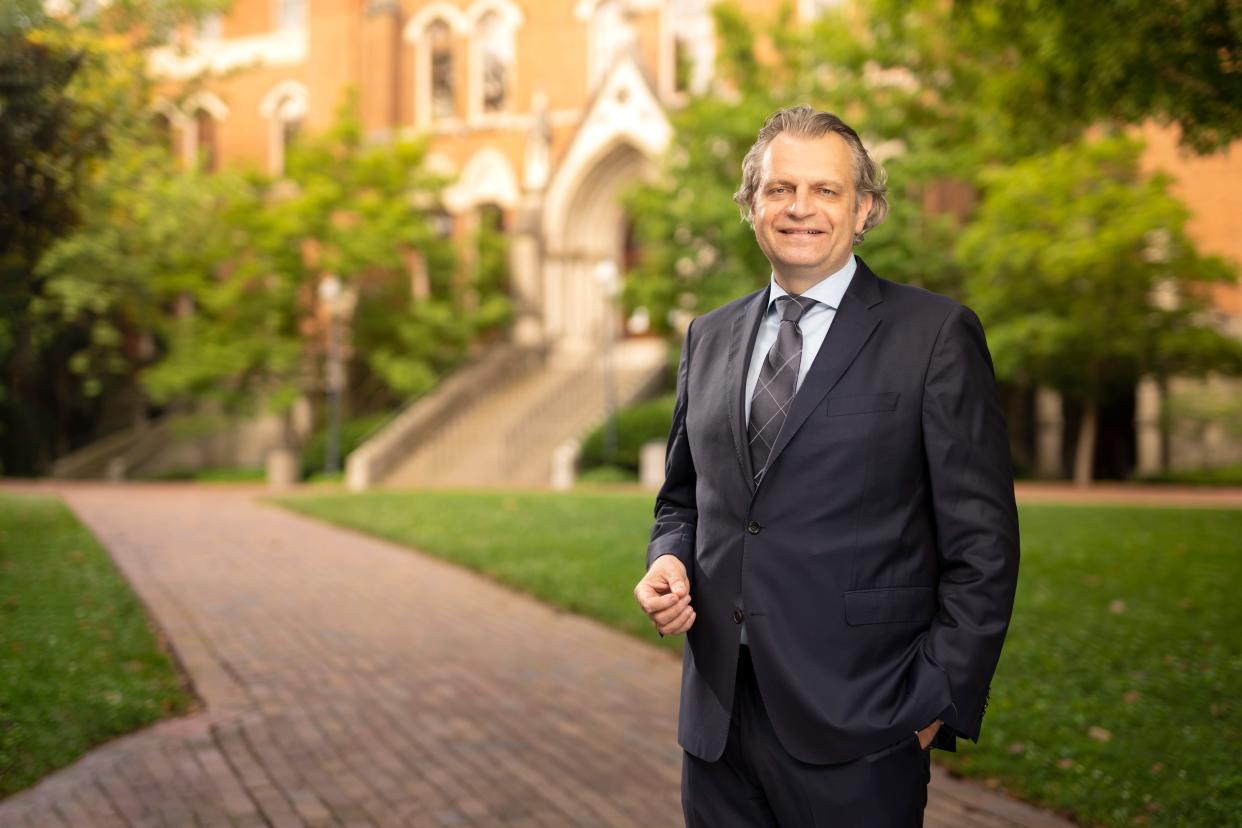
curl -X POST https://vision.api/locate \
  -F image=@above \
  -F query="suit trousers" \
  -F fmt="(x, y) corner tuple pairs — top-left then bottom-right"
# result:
(682, 647), (932, 828)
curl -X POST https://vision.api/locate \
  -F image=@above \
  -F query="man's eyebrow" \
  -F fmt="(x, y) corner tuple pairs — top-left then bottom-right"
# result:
(763, 178), (847, 189)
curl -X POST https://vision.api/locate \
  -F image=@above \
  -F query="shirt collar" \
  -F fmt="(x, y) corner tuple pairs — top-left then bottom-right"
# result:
(766, 254), (857, 314)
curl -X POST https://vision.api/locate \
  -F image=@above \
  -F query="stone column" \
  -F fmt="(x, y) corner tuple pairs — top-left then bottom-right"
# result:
(1134, 376), (1164, 477)
(1034, 386), (1064, 479)
(509, 203), (546, 347)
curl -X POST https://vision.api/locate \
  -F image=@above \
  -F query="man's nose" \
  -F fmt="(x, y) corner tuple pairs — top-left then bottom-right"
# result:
(786, 188), (814, 218)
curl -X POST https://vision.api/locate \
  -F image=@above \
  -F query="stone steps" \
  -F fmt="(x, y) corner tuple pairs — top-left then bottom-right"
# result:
(383, 339), (667, 489)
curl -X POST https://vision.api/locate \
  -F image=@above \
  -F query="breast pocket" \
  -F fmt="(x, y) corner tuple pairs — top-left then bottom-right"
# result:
(819, 392), (900, 443)
(824, 392), (900, 417)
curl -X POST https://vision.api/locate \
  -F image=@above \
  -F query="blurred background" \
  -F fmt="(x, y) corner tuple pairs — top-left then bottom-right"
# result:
(3, 0), (1241, 489)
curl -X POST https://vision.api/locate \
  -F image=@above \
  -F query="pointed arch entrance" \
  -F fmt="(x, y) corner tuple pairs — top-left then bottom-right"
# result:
(542, 139), (653, 350)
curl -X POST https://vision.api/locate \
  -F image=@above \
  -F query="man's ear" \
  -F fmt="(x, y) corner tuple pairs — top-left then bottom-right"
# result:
(854, 193), (874, 235)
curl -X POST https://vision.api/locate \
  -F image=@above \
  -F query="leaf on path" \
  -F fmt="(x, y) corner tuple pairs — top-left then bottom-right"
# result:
(1088, 725), (1112, 742)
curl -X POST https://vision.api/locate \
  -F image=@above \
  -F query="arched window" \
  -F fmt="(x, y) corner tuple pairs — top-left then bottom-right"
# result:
(476, 11), (513, 115)
(429, 20), (456, 121)
(260, 81), (309, 176)
(669, 0), (714, 96)
(273, 96), (304, 175)
(405, 5), (472, 128)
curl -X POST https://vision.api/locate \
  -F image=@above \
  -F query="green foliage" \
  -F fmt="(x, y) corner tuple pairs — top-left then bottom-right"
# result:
(143, 93), (511, 430)
(577, 464), (639, 485)
(626, 0), (1241, 336)
(622, 2), (969, 331)
(0, 492), (194, 798)
(861, 0), (1242, 156)
(3, 2), (510, 471)
(957, 135), (1242, 401)
(578, 393), (676, 473)
(277, 491), (1242, 826)
(299, 410), (390, 477)
(0, 0), (233, 472)
(948, 0), (1242, 154)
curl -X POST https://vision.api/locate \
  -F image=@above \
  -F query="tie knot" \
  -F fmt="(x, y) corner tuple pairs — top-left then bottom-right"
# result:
(776, 294), (817, 324)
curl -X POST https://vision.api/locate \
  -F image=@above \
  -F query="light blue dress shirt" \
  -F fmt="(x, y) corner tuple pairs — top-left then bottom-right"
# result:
(740, 254), (856, 645)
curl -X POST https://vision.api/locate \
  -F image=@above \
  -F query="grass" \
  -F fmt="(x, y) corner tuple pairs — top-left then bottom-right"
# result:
(0, 492), (197, 799)
(142, 466), (266, 482)
(275, 490), (1242, 828)
(1139, 464), (1242, 487)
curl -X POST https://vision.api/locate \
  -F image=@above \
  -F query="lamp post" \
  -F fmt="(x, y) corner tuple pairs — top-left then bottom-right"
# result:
(317, 274), (354, 476)
(594, 259), (620, 465)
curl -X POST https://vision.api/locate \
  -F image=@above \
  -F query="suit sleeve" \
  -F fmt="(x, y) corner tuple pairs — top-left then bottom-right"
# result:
(920, 304), (1020, 743)
(646, 319), (698, 574)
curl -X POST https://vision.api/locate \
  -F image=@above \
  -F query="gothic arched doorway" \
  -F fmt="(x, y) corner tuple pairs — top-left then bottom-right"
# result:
(543, 140), (652, 350)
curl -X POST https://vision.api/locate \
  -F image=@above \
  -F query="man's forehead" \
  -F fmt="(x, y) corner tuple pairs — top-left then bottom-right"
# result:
(760, 132), (854, 179)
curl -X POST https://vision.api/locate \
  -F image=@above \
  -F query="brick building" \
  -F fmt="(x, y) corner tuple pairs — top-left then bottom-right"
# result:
(143, 0), (1242, 483)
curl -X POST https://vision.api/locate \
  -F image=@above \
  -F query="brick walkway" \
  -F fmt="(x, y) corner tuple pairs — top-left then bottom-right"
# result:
(0, 484), (1072, 827)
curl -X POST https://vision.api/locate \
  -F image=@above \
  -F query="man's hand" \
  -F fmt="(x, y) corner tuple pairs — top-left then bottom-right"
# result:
(634, 555), (695, 636)
(916, 719), (943, 750)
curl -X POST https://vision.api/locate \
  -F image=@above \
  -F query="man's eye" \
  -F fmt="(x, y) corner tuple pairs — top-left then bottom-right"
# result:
(819, 188), (835, 195)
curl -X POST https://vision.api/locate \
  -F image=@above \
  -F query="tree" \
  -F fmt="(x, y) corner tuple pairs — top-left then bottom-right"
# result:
(623, 3), (966, 330)
(2, 7), (168, 469)
(142, 96), (511, 444)
(861, 0), (1242, 155)
(956, 136), (1242, 485)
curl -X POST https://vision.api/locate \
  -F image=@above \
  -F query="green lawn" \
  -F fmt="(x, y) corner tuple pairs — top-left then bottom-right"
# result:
(0, 493), (197, 799)
(276, 490), (1242, 828)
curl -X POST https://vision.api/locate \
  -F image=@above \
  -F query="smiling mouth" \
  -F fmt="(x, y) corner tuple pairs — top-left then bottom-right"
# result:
(779, 229), (824, 235)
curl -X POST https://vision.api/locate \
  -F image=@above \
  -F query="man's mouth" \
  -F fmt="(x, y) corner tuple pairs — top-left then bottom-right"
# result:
(779, 229), (823, 235)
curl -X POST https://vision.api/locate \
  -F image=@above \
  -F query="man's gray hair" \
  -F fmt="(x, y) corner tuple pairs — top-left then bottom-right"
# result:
(733, 105), (889, 244)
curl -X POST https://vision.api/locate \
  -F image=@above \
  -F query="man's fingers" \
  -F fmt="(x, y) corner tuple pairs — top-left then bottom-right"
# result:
(636, 585), (684, 613)
(650, 593), (692, 626)
(661, 605), (696, 636)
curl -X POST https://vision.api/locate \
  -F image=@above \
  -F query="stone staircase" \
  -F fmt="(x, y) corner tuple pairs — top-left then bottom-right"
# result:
(381, 338), (667, 489)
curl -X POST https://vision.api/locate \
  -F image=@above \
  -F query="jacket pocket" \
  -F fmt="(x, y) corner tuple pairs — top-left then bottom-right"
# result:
(825, 392), (900, 417)
(844, 586), (936, 625)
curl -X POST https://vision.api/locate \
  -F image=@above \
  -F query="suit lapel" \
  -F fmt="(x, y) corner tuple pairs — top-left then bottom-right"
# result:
(726, 287), (770, 493)
(761, 259), (886, 481)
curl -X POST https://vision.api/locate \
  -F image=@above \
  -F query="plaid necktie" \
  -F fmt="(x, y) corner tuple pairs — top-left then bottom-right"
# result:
(748, 294), (818, 484)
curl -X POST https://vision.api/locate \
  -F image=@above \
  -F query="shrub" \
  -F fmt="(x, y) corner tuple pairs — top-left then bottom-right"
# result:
(578, 393), (676, 474)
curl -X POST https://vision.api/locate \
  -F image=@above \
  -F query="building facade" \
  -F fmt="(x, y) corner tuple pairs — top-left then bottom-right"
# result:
(148, 0), (1242, 478)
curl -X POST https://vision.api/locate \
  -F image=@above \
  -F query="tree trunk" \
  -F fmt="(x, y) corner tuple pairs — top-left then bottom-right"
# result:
(1074, 400), (1098, 487)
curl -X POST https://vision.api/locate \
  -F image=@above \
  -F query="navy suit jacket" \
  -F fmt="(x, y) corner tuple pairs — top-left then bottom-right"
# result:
(646, 257), (1020, 764)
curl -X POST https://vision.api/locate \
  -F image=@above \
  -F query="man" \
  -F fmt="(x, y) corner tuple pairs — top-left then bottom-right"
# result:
(633, 106), (1020, 826)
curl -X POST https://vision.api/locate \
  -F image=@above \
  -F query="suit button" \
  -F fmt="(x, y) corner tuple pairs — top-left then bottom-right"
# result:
(733, 609), (744, 624)
(746, 520), (762, 535)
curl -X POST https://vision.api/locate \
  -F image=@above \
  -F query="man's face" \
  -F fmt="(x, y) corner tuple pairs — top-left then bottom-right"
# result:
(751, 131), (873, 287)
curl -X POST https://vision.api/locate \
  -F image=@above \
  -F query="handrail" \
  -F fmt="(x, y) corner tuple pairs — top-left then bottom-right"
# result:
(50, 417), (169, 479)
(500, 360), (601, 478)
(345, 342), (546, 490)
